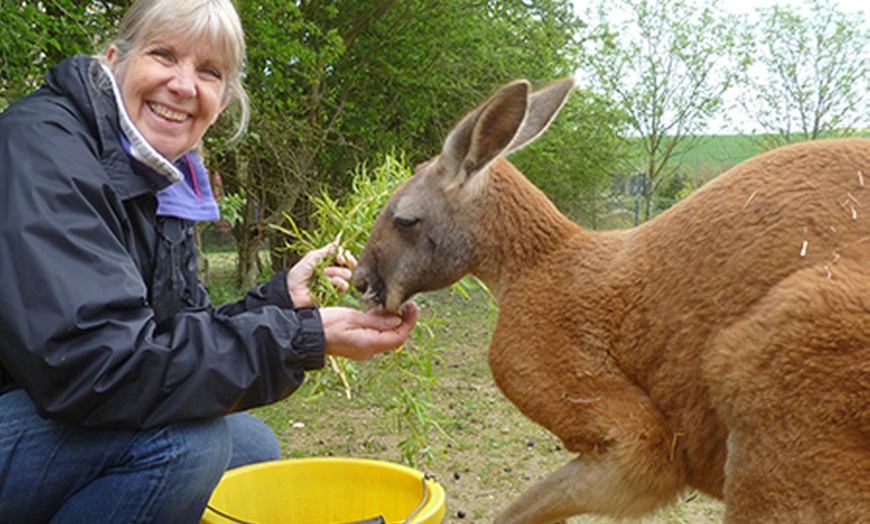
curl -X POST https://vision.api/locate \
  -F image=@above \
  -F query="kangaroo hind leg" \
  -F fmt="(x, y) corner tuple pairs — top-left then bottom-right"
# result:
(494, 449), (686, 524)
(494, 389), (688, 524)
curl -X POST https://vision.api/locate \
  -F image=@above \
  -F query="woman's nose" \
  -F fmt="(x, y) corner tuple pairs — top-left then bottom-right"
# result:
(167, 66), (197, 98)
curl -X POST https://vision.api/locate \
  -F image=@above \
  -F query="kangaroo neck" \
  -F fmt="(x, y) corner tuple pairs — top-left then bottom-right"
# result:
(469, 159), (580, 299)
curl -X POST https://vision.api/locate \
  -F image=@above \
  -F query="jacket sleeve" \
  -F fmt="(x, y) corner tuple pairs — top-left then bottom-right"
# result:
(0, 96), (325, 429)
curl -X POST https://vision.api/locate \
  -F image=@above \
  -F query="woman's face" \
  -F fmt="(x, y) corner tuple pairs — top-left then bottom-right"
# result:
(107, 37), (229, 161)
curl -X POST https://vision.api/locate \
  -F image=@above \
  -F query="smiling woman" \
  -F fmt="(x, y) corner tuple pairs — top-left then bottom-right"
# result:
(0, 0), (419, 523)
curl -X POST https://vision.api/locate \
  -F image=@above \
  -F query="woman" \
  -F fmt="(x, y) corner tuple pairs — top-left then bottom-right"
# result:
(0, 0), (418, 522)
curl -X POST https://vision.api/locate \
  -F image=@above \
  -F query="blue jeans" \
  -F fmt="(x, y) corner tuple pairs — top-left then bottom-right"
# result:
(0, 389), (281, 523)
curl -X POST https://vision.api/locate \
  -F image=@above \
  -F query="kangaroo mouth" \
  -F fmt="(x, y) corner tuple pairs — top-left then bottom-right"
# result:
(353, 269), (415, 315)
(360, 284), (386, 309)
(362, 282), (413, 315)
(353, 271), (387, 309)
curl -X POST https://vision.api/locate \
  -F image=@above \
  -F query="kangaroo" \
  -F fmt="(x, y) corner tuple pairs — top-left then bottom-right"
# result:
(353, 78), (870, 523)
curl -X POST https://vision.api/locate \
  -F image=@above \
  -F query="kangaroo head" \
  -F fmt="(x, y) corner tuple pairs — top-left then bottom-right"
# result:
(353, 78), (574, 313)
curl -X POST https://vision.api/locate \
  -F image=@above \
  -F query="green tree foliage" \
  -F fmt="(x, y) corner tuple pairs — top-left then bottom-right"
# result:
(579, 0), (745, 221)
(0, 0), (126, 111)
(738, 0), (868, 147)
(274, 154), (455, 465)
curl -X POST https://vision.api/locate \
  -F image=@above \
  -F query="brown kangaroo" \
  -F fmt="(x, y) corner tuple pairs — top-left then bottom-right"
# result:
(353, 78), (870, 523)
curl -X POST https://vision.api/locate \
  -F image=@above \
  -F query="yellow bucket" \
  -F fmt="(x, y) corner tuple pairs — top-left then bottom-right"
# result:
(201, 458), (445, 524)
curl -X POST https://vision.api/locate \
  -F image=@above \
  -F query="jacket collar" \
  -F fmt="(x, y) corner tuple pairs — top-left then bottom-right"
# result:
(99, 62), (183, 188)
(44, 55), (184, 200)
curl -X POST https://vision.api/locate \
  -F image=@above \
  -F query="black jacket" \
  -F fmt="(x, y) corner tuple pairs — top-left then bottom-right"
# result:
(0, 55), (325, 428)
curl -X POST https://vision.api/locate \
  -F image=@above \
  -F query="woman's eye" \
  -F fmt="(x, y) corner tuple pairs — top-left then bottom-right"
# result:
(199, 67), (223, 80)
(148, 48), (172, 59)
(395, 216), (420, 229)
(147, 48), (177, 65)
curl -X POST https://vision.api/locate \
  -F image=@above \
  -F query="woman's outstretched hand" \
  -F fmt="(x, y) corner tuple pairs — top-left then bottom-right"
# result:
(320, 303), (420, 360)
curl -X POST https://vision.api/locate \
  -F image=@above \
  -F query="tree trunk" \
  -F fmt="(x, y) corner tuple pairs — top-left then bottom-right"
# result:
(195, 223), (211, 289)
(235, 231), (261, 290)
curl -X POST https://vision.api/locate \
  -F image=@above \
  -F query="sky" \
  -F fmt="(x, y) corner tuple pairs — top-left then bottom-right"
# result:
(570, 0), (868, 134)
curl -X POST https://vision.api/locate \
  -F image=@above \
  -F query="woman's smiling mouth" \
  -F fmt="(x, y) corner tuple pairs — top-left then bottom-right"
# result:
(149, 102), (188, 123)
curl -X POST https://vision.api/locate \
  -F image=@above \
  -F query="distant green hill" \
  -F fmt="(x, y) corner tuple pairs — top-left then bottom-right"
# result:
(660, 131), (870, 178)
(615, 132), (870, 224)
(680, 134), (763, 174)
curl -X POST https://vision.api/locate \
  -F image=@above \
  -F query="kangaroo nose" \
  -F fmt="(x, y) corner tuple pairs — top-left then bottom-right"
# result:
(352, 269), (368, 294)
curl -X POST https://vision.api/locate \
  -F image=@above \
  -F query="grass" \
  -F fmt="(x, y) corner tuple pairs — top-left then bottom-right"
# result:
(202, 251), (724, 523)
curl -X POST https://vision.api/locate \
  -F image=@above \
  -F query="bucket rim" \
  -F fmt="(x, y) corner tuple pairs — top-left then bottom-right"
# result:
(203, 457), (446, 524)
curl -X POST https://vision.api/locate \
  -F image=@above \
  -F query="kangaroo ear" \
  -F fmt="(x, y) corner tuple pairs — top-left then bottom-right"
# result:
(440, 80), (530, 187)
(506, 77), (573, 154)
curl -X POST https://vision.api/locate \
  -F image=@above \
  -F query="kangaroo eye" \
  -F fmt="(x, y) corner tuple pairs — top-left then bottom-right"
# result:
(394, 216), (420, 229)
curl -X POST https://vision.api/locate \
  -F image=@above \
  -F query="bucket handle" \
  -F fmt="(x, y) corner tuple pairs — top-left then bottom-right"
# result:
(398, 473), (435, 524)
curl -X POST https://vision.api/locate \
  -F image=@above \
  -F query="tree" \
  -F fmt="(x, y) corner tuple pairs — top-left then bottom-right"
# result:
(738, 0), (868, 146)
(579, 0), (745, 221)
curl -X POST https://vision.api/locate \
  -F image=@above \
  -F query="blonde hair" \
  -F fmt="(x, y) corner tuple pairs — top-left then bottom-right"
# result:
(100, 0), (249, 143)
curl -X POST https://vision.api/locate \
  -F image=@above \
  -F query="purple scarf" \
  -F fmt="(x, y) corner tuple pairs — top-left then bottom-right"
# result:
(157, 151), (221, 221)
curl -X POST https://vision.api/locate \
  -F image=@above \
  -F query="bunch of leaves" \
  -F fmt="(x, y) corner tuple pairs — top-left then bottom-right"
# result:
(274, 153), (456, 466)
(216, 188), (247, 228)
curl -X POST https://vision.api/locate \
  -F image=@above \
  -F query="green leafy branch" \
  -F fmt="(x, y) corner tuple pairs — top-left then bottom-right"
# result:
(274, 153), (453, 465)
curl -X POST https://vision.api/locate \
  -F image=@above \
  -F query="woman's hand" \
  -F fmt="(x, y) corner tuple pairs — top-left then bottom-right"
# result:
(286, 242), (356, 307)
(320, 303), (420, 360)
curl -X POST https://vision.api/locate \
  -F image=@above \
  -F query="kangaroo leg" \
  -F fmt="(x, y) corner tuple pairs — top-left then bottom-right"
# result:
(707, 260), (870, 523)
(494, 451), (681, 524)
(491, 377), (689, 523)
